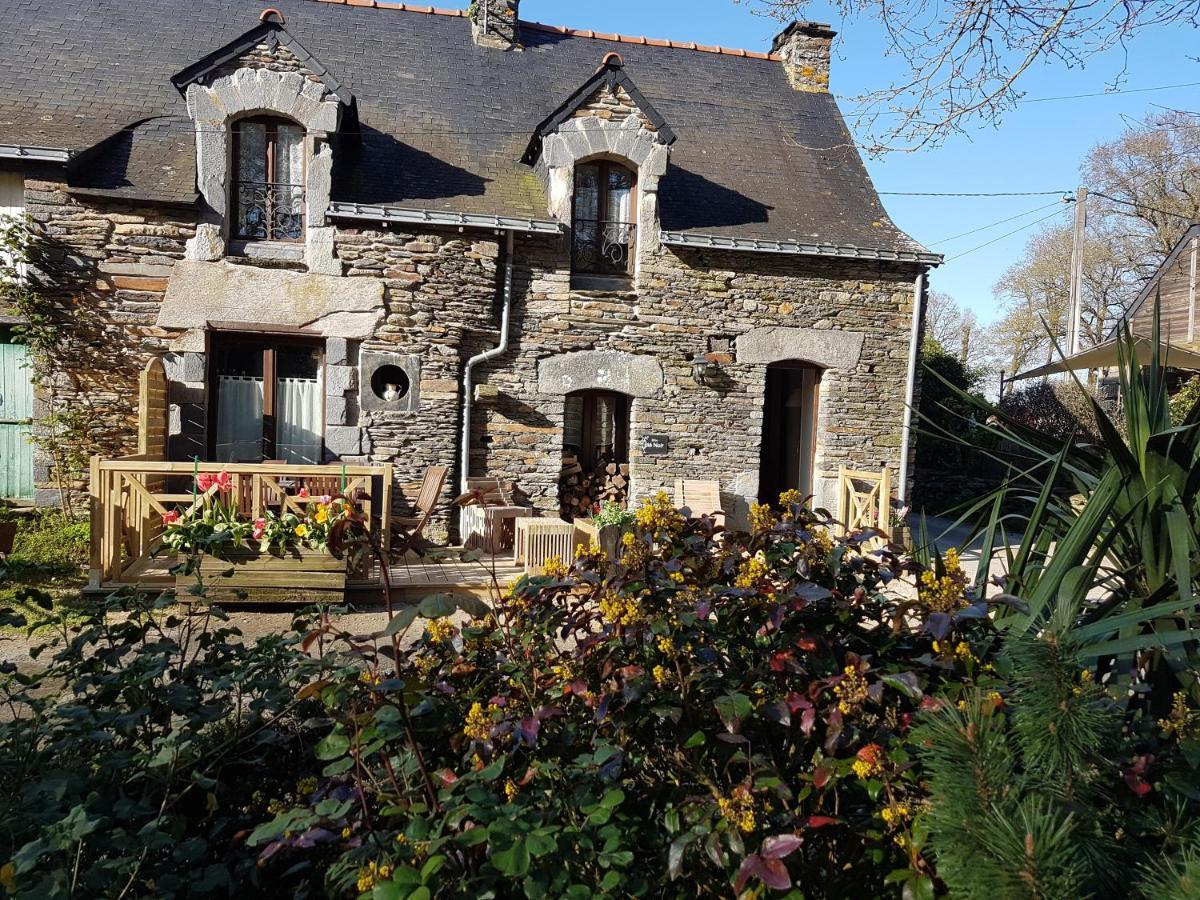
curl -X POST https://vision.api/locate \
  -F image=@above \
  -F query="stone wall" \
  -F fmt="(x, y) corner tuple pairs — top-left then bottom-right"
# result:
(335, 224), (502, 535)
(471, 233), (919, 524)
(20, 174), (919, 536)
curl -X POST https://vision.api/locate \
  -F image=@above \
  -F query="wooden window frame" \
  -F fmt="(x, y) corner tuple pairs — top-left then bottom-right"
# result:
(206, 332), (326, 462)
(571, 159), (638, 279)
(231, 116), (307, 243)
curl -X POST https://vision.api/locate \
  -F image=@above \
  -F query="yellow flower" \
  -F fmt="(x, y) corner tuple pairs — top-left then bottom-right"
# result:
(599, 590), (644, 626)
(668, 570), (685, 584)
(834, 664), (869, 716)
(656, 635), (674, 655)
(717, 785), (758, 833)
(463, 701), (495, 743)
(852, 743), (885, 779)
(314, 505), (329, 524)
(918, 547), (968, 612)
(734, 555), (770, 589)
(342, 826), (352, 839)
(296, 776), (318, 796)
(359, 670), (382, 686)
(1160, 690), (1200, 740)
(356, 861), (393, 892)
(652, 664), (670, 686)
(504, 779), (519, 802)
(634, 491), (685, 535)
(425, 618), (457, 643)
(778, 488), (805, 511)
(802, 527), (833, 569)
(541, 555), (569, 579)
(294, 523), (309, 538)
(749, 502), (778, 535)
(880, 803), (910, 826)
(954, 641), (978, 664)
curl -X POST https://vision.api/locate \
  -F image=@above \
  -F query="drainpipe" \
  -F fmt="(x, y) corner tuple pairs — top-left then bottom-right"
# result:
(460, 230), (515, 501)
(897, 270), (926, 506)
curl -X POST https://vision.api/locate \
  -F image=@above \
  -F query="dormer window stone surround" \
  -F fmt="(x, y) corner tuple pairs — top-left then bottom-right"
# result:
(525, 56), (674, 286)
(172, 11), (353, 275)
(184, 69), (342, 274)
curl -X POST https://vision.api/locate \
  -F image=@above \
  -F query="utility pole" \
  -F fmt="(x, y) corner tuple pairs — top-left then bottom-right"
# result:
(1066, 186), (1088, 356)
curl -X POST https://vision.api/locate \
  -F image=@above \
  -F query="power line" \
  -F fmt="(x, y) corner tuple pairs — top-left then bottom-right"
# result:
(1018, 80), (1200, 104)
(1089, 190), (1195, 222)
(878, 189), (1069, 197)
(945, 207), (1068, 262)
(927, 199), (1068, 246)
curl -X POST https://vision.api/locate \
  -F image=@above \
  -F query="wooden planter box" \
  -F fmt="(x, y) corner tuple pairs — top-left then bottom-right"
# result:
(175, 545), (347, 599)
(573, 520), (629, 564)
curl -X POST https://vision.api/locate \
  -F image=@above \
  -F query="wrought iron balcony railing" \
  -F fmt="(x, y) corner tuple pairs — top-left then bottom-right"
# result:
(234, 180), (305, 242)
(572, 218), (636, 278)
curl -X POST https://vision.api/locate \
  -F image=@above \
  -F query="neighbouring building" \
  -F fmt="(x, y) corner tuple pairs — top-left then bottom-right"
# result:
(0, 0), (939, 531)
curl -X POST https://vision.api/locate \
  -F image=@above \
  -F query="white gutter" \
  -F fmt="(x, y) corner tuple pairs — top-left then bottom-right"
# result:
(0, 143), (73, 163)
(897, 271), (926, 505)
(460, 230), (516, 500)
(328, 202), (561, 235)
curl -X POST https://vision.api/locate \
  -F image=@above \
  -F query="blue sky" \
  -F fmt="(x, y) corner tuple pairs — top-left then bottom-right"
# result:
(521, 0), (1199, 325)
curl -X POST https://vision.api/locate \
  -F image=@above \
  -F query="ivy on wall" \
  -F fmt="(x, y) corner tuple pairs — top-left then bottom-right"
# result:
(0, 214), (94, 514)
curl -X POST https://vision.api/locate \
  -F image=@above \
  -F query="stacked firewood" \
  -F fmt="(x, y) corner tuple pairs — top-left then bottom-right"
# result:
(559, 453), (630, 518)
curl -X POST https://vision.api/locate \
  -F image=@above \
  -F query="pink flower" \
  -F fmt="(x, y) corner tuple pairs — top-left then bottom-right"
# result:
(196, 473), (215, 492)
(215, 470), (233, 492)
(252, 517), (266, 540)
(298, 487), (310, 499)
(162, 510), (180, 525)
(320, 494), (332, 505)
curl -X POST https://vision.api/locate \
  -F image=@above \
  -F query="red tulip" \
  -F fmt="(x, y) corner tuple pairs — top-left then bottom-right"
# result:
(162, 510), (180, 524)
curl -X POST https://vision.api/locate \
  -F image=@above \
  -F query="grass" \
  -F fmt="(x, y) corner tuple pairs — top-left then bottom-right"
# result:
(0, 508), (90, 630)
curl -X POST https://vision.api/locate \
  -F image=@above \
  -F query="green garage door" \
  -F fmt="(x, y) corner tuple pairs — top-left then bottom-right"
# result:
(0, 334), (34, 500)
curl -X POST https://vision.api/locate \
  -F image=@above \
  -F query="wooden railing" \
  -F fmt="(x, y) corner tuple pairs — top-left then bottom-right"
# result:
(88, 458), (393, 589)
(836, 465), (892, 540)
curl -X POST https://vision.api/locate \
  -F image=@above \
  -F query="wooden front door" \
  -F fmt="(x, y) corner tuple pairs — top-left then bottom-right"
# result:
(0, 331), (34, 499)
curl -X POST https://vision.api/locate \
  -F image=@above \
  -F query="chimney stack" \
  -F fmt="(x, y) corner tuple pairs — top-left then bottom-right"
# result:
(771, 22), (835, 93)
(471, 0), (521, 50)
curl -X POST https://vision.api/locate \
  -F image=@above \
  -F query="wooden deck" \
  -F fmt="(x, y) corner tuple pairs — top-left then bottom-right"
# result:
(91, 548), (521, 605)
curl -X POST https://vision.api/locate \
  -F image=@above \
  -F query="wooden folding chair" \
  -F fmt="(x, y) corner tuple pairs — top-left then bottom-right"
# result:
(390, 465), (449, 557)
(674, 479), (726, 528)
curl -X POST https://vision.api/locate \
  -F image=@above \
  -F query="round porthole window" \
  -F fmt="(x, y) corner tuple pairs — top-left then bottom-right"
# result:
(370, 364), (411, 404)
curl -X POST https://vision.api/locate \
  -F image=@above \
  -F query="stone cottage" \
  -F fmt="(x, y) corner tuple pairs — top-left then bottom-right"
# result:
(0, 0), (939, 528)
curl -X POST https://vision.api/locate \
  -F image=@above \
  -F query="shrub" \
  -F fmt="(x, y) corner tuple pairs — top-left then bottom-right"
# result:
(998, 380), (1101, 444)
(1, 494), (996, 898)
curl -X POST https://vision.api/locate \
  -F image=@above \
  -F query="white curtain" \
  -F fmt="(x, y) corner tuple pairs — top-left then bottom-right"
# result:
(216, 375), (264, 462)
(277, 376), (323, 465)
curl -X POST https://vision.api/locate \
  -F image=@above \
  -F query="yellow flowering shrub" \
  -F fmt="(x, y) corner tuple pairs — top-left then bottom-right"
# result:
(717, 785), (758, 833)
(918, 547), (968, 612)
(634, 490), (685, 536)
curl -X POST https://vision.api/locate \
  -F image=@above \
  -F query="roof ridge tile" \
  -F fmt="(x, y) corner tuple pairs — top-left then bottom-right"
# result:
(294, 0), (775, 58)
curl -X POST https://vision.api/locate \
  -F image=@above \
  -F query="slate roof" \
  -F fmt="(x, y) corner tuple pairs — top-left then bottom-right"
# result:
(0, 0), (930, 258)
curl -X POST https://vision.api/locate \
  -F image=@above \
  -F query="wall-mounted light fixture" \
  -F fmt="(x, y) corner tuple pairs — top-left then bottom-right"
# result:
(692, 352), (714, 386)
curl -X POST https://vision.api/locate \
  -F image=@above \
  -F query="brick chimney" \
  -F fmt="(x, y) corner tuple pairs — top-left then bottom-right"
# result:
(471, 0), (521, 50)
(771, 21), (835, 93)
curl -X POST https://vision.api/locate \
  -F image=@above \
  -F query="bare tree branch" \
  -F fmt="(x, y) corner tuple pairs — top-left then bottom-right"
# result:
(739, 0), (1200, 152)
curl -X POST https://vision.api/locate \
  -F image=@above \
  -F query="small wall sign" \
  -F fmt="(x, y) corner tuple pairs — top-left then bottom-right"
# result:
(640, 434), (670, 456)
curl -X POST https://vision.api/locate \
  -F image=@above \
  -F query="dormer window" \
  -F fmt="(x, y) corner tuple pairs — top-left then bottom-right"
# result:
(233, 117), (305, 242)
(572, 160), (636, 284)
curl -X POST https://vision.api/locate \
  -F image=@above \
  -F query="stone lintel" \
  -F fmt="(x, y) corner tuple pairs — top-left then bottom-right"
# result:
(537, 350), (664, 398)
(735, 327), (865, 370)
